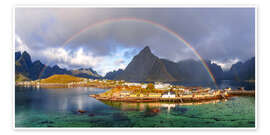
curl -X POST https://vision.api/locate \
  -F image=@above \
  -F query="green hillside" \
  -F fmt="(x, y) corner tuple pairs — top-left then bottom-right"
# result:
(40, 74), (85, 84)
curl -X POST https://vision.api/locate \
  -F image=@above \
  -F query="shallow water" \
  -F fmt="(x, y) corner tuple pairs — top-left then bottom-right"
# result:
(15, 86), (255, 128)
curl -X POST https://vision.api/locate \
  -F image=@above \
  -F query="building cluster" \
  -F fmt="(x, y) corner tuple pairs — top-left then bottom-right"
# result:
(118, 84), (232, 99)
(122, 82), (173, 90)
(16, 80), (41, 88)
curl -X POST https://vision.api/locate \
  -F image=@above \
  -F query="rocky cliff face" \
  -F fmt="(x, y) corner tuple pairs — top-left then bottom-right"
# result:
(115, 46), (177, 82)
(15, 51), (38, 80)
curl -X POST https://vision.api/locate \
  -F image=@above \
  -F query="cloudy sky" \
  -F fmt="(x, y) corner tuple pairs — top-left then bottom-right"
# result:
(15, 8), (255, 76)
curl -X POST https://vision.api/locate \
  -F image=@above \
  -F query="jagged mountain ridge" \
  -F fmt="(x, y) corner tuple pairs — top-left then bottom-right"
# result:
(71, 68), (101, 78)
(114, 46), (218, 82)
(15, 51), (101, 81)
(224, 57), (255, 81)
(104, 69), (124, 80)
(111, 46), (255, 82)
(15, 48), (255, 82)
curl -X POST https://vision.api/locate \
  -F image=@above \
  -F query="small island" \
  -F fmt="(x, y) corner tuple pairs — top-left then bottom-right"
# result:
(90, 82), (255, 103)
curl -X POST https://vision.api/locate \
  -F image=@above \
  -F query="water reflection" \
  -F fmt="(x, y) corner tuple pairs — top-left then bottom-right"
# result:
(161, 104), (175, 112)
(16, 86), (228, 114)
(15, 86), (109, 113)
(101, 99), (226, 113)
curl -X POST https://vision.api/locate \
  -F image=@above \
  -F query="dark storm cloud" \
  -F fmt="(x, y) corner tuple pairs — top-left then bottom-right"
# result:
(15, 8), (255, 73)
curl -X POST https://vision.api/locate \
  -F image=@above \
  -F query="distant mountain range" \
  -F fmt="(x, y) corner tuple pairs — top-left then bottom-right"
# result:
(110, 46), (255, 82)
(104, 69), (124, 80)
(15, 47), (255, 82)
(15, 51), (101, 81)
(224, 57), (255, 81)
(114, 46), (221, 82)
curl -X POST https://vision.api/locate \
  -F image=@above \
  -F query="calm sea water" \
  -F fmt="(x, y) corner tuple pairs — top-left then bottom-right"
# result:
(15, 81), (255, 128)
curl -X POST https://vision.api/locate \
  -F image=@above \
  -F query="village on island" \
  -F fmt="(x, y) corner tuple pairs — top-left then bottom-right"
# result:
(16, 74), (255, 103)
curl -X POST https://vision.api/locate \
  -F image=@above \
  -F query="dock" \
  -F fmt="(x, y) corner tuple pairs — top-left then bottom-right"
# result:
(227, 90), (255, 96)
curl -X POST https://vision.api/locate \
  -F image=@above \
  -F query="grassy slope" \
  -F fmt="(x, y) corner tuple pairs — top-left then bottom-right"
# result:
(15, 73), (30, 82)
(40, 74), (84, 84)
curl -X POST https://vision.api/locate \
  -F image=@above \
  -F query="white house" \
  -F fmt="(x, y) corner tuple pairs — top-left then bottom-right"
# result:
(141, 84), (147, 89)
(161, 91), (176, 98)
(124, 82), (141, 87)
(224, 87), (232, 91)
(208, 89), (215, 94)
(184, 89), (192, 95)
(88, 79), (95, 82)
(178, 88), (185, 91)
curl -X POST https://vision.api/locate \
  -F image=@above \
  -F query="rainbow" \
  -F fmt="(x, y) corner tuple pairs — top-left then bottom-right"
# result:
(60, 17), (217, 87)
(38, 64), (48, 79)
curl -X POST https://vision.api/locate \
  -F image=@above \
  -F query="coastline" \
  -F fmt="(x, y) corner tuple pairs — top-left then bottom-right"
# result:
(15, 75), (255, 104)
(89, 90), (255, 103)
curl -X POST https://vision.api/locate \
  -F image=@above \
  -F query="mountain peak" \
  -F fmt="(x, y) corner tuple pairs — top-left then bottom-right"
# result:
(15, 51), (22, 61)
(116, 46), (176, 82)
(19, 51), (32, 66)
(52, 65), (60, 69)
(22, 51), (30, 57)
(33, 60), (42, 65)
(140, 46), (152, 54)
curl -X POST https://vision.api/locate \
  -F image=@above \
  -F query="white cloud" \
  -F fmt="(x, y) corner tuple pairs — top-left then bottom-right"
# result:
(93, 47), (135, 76)
(15, 8), (255, 66)
(211, 58), (240, 71)
(114, 59), (127, 70)
(15, 34), (132, 76)
(112, 59), (127, 70)
(114, 59), (125, 65)
(15, 34), (30, 52)
(119, 63), (126, 70)
(40, 47), (130, 76)
(42, 47), (104, 70)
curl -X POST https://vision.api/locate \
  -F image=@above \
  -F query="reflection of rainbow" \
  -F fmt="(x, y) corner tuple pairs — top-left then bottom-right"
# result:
(53, 17), (217, 87)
